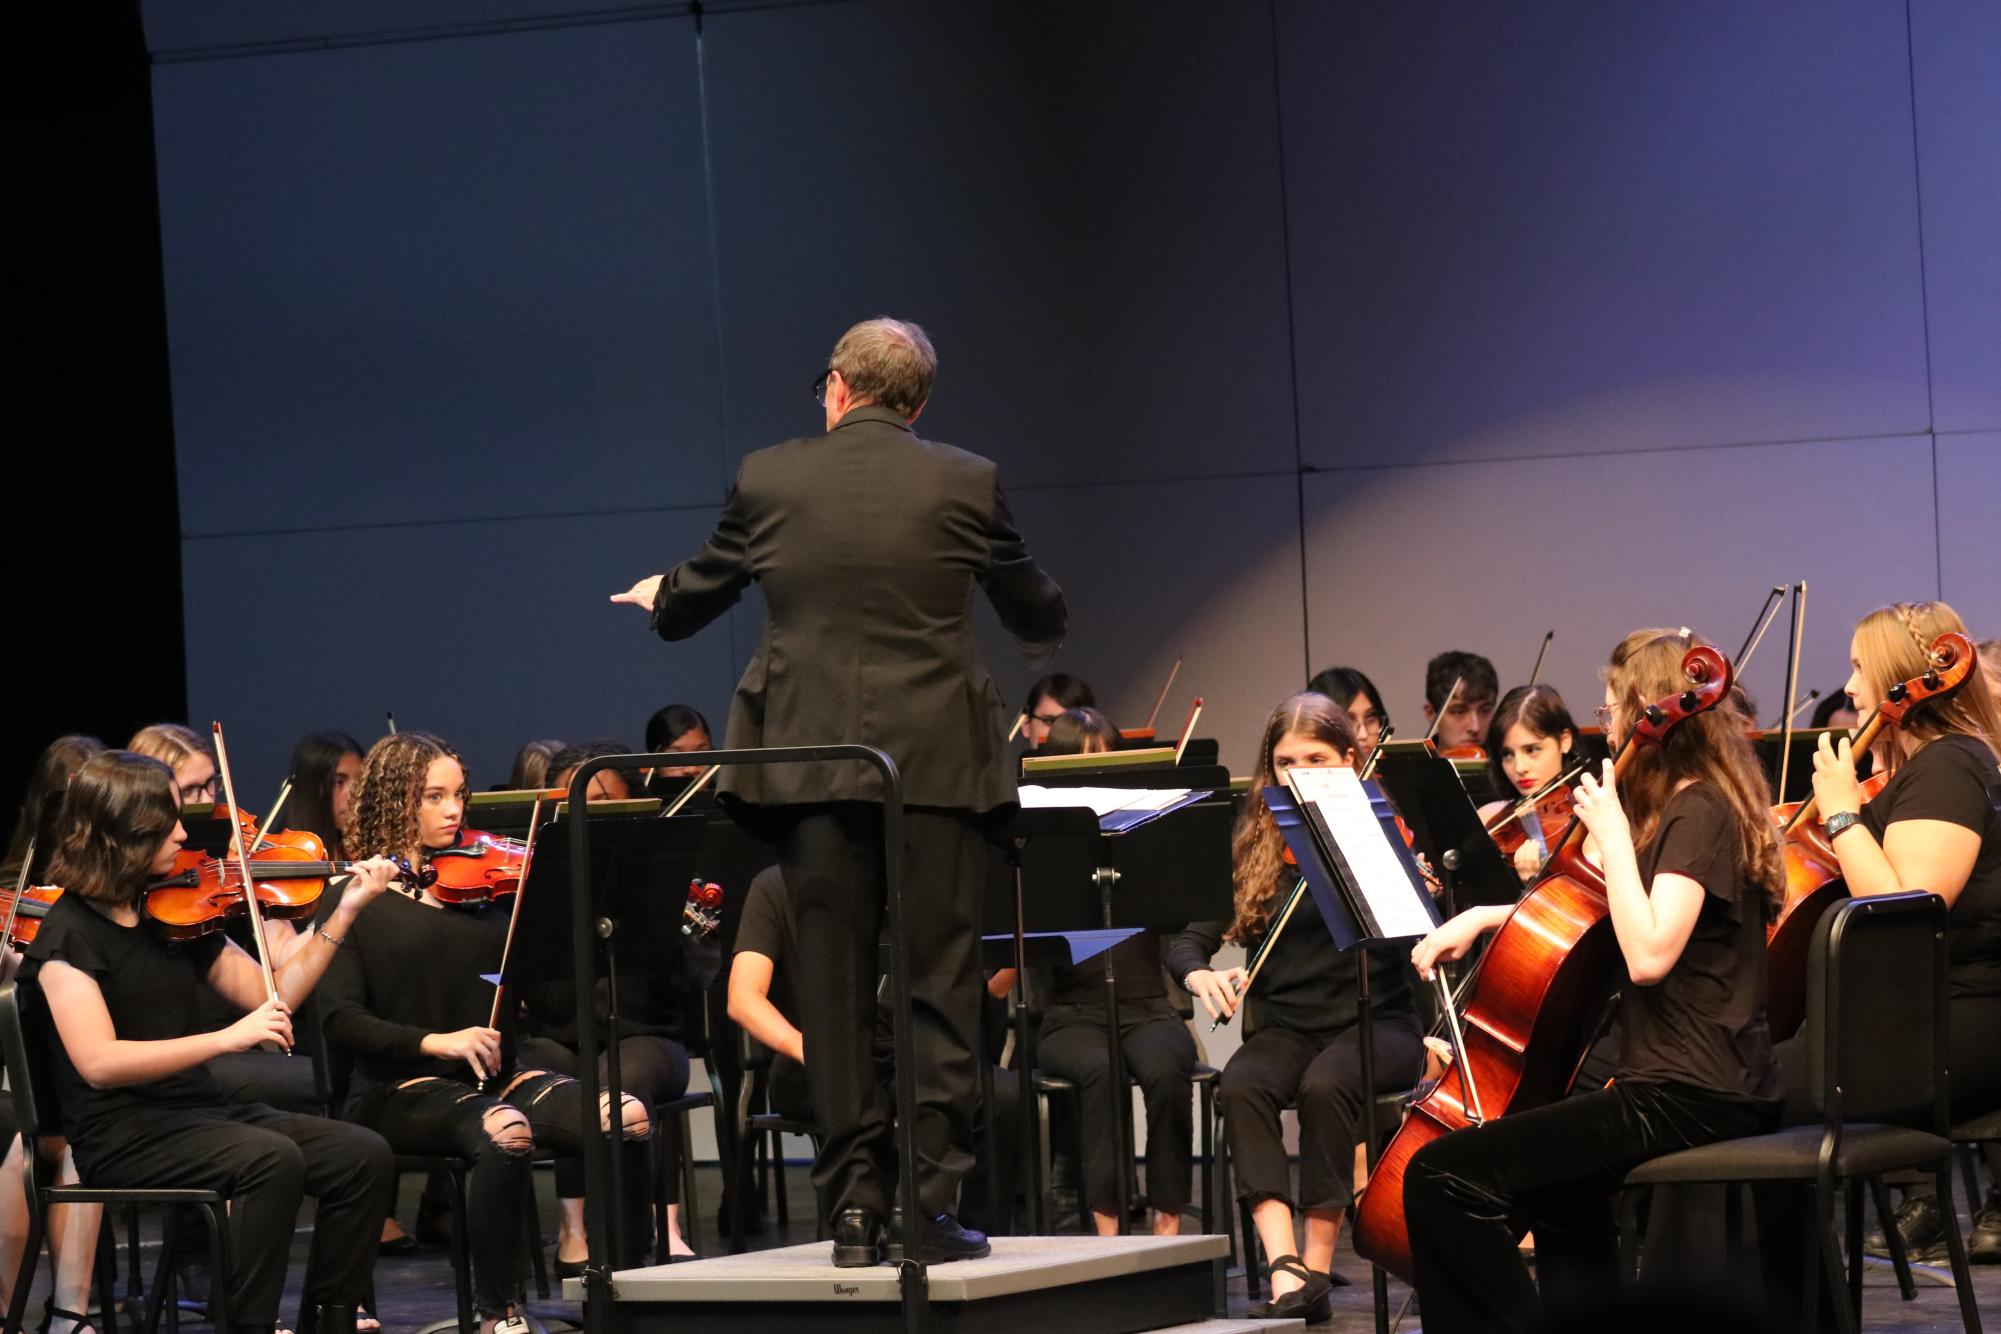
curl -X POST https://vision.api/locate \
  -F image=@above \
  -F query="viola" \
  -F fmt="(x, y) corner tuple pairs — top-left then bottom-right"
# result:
(1, 884), (63, 947)
(148, 829), (425, 941)
(1763, 631), (1975, 1038)
(1354, 643), (1734, 1281)
(424, 828), (529, 904)
(682, 879), (724, 939)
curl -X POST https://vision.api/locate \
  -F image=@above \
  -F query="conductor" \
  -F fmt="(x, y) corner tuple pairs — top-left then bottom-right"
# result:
(614, 318), (1065, 1266)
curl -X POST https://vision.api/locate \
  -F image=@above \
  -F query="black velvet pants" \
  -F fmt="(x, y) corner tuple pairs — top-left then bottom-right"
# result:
(1038, 998), (1196, 1213)
(1219, 1010), (1425, 1211)
(80, 1102), (393, 1331)
(1402, 1079), (1774, 1334)
(776, 803), (987, 1222)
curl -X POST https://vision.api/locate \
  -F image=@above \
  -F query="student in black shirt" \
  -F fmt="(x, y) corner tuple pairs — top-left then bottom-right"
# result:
(1033, 708), (1196, 1237)
(1802, 600), (2001, 1261)
(1167, 693), (1425, 1323)
(1400, 629), (1786, 1334)
(318, 732), (654, 1333)
(22, 750), (400, 1334)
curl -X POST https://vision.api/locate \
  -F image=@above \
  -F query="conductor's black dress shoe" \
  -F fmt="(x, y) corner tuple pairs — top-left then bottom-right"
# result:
(832, 1207), (887, 1268)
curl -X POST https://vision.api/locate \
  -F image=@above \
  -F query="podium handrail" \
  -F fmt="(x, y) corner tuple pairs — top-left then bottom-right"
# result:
(565, 745), (926, 1334)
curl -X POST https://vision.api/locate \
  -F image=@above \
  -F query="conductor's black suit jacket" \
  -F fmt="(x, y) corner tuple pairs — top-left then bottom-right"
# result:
(651, 405), (1066, 811)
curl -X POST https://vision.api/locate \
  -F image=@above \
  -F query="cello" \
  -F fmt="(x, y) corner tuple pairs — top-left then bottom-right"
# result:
(1762, 630), (1975, 1038)
(1353, 642), (1733, 1281)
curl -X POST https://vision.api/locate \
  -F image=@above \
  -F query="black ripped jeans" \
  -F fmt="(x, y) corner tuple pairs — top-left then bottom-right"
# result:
(348, 1071), (651, 1316)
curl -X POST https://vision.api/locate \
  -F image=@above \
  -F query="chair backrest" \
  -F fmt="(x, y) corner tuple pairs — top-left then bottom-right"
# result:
(1803, 891), (1948, 1132)
(0, 982), (59, 1146)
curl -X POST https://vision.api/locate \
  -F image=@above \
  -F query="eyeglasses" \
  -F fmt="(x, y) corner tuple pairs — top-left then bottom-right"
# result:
(1593, 705), (1616, 724)
(812, 369), (835, 406)
(1030, 711), (1066, 727)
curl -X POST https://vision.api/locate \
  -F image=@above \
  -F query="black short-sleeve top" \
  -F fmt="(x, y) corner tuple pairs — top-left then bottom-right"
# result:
(20, 894), (228, 1156)
(1861, 734), (2001, 999)
(732, 866), (798, 1025)
(1616, 783), (1781, 1105)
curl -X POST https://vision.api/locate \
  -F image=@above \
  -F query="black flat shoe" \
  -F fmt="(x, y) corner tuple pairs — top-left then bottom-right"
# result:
(1247, 1254), (1332, 1323)
(377, 1227), (419, 1258)
(1970, 1192), (2001, 1264)
(886, 1211), (990, 1264)
(832, 1207), (886, 1268)
(554, 1255), (588, 1280)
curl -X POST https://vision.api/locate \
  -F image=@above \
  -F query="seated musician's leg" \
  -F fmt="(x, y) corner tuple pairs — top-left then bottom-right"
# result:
(1122, 1007), (1196, 1234)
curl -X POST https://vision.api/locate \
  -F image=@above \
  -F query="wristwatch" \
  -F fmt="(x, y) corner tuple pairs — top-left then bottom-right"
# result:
(1823, 810), (1864, 842)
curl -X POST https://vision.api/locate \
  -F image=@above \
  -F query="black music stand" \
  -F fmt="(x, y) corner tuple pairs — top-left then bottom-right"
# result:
(1369, 746), (1516, 913)
(1264, 775), (1445, 1334)
(996, 766), (1232, 1235)
(505, 808), (710, 1275)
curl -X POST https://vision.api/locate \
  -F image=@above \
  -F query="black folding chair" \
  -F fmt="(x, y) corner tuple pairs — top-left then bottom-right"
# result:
(1, 982), (232, 1334)
(1618, 892), (1983, 1334)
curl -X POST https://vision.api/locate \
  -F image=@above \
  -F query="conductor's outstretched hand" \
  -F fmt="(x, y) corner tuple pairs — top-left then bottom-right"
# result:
(611, 575), (663, 611)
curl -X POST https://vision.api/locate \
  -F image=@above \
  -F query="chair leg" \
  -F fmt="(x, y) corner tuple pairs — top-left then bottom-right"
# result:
(770, 1133), (790, 1226)
(448, 1169), (475, 1334)
(1618, 1187), (1647, 1284)
(1031, 1086), (1052, 1235)
(1845, 1179), (1865, 1316)
(200, 1201), (232, 1334)
(91, 1219), (121, 1334)
(728, 1126), (757, 1255)
(4, 1187), (43, 1334)
(678, 1110), (701, 1254)
(648, 1119), (669, 1265)
(1198, 1081), (1215, 1238)
(126, 1202), (141, 1303)
(1814, 1176), (1859, 1334)
(525, 1174), (549, 1299)
(1959, 1145), (1982, 1219)
(1238, 1196), (1261, 1302)
(141, 1206), (178, 1334)
(1933, 1163), (1986, 1334)
(1866, 1173), (1917, 1300)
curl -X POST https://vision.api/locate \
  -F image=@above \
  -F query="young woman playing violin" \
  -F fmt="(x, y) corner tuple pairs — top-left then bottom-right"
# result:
(1478, 684), (1581, 887)
(2, 735), (105, 1334)
(1401, 629), (1785, 1333)
(21, 750), (400, 1334)
(1792, 600), (2001, 1262)
(316, 732), (653, 1334)
(1167, 693), (1426, 1323)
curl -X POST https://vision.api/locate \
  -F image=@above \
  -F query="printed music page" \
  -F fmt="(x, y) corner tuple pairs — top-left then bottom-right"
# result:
(1284, 766), (1436, 941)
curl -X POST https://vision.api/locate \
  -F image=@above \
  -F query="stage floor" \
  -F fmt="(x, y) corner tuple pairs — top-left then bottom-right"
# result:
(17, 1161), (1994, 1331)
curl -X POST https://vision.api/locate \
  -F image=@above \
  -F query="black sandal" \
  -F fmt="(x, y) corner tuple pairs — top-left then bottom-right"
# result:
(1247, 1254), (1333, 1323)
(39, 1306), (100, 1334)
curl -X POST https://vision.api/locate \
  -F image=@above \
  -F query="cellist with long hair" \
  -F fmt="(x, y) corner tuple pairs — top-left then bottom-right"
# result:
(1400, 629), (1786, 1332)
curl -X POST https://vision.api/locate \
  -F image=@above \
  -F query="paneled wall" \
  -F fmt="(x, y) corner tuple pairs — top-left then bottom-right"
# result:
(147, 0), (1997, 801)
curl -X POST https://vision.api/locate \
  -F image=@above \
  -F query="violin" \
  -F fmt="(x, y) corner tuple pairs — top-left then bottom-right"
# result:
(147, 830), (426, 941)
(1, 884), (63, 947)
(1355, 643), (1734, 1281)
(1484, 762), (1587, 877)
(424, 828), (529, 904)
(1763, 631), (1975, 1038)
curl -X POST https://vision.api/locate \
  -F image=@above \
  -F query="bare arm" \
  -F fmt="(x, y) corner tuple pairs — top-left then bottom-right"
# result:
(206, 858), (400, 1013)
(38, 958), (290, 1089)
(726, 949), (803, 1064)
(1572, 763), (1705, 985)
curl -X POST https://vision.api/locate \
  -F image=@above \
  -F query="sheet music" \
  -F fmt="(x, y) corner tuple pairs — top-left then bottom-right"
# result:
(1284, 767), (1436, 940)
(1018, 785), (1194, 818)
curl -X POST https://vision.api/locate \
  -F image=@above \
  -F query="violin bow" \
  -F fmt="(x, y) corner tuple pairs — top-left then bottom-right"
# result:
(247, 779), (294, 856)
(1173, 697), (1204, 765)
(1423, 677), (1463, 747)
(662, 764), (720, 818)
(1, 836), (34, 950)
(1528, 631), (1554, 686)
(211, 723), (283, 1013)
(1210, 874), (1309, 1032)
(486, 795), (544, 1029)
(1733, 585), (1789, 678)
(1358, 725), (1394, 782)
(1776, 581), (1808, 804)
(1006, 711), (1029, 744)
(1143, 655), (1184, 733)
(1480, 759), (1588, 837)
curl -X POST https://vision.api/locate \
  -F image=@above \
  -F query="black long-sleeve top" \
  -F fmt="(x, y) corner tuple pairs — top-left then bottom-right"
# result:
(314, 878), (514, 1101)
(1165, 878), (1413, 1036)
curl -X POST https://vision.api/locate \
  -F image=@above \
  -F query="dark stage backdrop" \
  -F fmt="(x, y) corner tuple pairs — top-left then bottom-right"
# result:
(134, 0), (1997, 797)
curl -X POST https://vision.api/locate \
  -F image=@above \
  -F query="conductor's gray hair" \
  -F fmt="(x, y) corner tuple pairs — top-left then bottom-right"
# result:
(829, 318), (936, 418)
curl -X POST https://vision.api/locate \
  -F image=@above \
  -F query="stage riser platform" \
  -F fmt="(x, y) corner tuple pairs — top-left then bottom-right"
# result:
(607, 1260), (1212, 1333)
(578, 1235), (1229, 1334)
